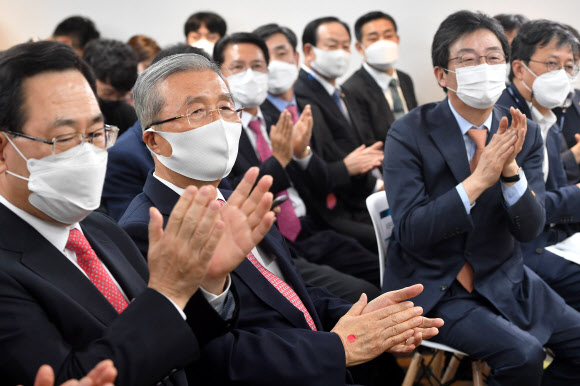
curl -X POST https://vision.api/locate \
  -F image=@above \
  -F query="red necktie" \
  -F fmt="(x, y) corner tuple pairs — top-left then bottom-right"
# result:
(217, 199), (316, 330)
(248, 119), (302, 241)
(286, 105), (300, 124)
(66, 229), (129, 313)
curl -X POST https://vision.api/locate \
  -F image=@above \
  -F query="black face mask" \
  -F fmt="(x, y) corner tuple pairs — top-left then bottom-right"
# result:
(98, 98), (137, 132)
(98, 99), (124, 116)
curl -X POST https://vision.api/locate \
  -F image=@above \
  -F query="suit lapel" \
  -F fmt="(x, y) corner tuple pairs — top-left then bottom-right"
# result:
(428, 99), (472, 184)
(238, 129), (261, 166)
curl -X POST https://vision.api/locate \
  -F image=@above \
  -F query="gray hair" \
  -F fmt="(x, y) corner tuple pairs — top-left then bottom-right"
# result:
(133, 53), (225, 130)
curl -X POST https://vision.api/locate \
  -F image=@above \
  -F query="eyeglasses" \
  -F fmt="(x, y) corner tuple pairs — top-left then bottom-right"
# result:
(2, 125), (119, 155)
(448, 52), (506, 67)
(528, 59), (580, 77)
(147, 106), (244, 130)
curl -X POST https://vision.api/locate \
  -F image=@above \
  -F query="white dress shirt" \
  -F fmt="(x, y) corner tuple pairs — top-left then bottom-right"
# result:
(362, 62), (409, 114)
(530, 105), (556, 182)
(241, 108), (308, 218)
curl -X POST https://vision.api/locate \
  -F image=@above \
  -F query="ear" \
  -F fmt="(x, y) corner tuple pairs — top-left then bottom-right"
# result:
(142, 131), (161, 155)
(303, 43), (314, 61)
(0, 132), (8, 173)
(394, 34), (400, 44)
(434, 66), (447, 89)
(512, 60), (525, 81)
(355, 41), (365, 57)
(186, 32), (196, 45)
(294, 51), (300, 67)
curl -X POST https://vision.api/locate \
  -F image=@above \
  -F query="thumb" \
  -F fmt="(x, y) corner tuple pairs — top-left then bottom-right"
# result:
(575, 133), (580, 143)
(148, 207), (164, 245)
(346, 293), (368, 316)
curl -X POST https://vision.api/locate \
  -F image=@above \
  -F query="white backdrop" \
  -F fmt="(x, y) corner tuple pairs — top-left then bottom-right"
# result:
(1, 0), (579, 103)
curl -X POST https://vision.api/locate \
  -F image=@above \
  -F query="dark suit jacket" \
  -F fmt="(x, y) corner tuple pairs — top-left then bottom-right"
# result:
(498, 85), (580, 254)
(342, 66), (417, 143)
(554, 89), (580, 184)
(119, 174), (353, 385)
(383, 99), (546, 326)
(0, 205), (231, 386)
(294, 69), (377, 212)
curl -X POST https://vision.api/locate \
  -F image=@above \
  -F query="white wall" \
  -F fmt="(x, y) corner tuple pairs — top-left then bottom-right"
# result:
(1, 0), (579, 104)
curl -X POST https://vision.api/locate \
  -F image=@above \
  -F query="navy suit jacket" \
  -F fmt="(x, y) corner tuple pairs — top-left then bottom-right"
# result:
(383, 99), (546, 323)
(0, 205), (231, 386)
(498, 85), (580, 251)
(554, 90), (580, 184)
(119, 174), (353, 385)
(342, 66), (418, 143)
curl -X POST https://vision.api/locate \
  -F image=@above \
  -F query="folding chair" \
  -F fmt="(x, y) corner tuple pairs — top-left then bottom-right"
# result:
(365, 191), (485, 386)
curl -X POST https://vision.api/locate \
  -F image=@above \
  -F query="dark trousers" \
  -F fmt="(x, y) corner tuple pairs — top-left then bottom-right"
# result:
(427, 280), (580, 385)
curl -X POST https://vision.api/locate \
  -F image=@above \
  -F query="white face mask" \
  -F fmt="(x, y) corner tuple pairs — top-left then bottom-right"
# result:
(4, 136), (108, 224)
(521, 63), (571, 109)
(146, 118), (242, 181)
(310, 46), (351, 79)
(364, 40), (399, 71)
(267, 60), (299, 95)
(190, 39), (215, 57)
(447, 63), (507, 109)
(227, 70), (269, 108)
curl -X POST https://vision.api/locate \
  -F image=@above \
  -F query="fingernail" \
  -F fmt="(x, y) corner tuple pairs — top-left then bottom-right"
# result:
(415, 307), (423, 315)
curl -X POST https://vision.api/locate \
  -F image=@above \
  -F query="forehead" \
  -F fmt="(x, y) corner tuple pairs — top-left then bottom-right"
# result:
(158, 69), (229, 109)
(223, 42), (266, 63)
(361, 18), (395, 35)
(21, 70), (100, 131)
(266, 33), (293, 52)
(317, 22), (350, 42)
(533, 37), (574, 59)
(449, 28), (502, 55)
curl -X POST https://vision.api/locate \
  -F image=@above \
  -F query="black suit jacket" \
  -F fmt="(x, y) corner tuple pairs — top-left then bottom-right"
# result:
(554, 89), (580, 184)
(293, 69), (377, 211)
(0, 205), (230, 386)
(342, 66), (417, 144)
(119, 175), (353, 385)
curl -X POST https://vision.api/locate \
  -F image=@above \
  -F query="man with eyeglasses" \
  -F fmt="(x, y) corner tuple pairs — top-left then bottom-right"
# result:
(118, 51), (443, 385)
(383, 10), (580, 384)
(497, 20), (580, 312)
(0, 41), (276, 385)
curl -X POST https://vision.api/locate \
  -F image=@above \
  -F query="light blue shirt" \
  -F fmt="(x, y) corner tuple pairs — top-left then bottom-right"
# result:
(448, 99), (528, 214)
(267, 93), (299, 114)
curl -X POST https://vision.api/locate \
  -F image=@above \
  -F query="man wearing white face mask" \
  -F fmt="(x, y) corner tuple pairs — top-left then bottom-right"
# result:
(0, 41), (276, 386)
(295, 17), (385, 250)
(385, 10), (580, 384)
(498, 19), (580, 312)
(183, 11), (227, 59)
(343, 11), (418, 143)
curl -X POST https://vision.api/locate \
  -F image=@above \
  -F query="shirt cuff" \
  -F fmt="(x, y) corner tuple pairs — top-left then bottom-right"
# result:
(456, 183), (475, 214)
(156, 291), (187, 320)
(501, 171), (528, 207)
(292, 151), (313, 169)
(199, 274), (232, 316)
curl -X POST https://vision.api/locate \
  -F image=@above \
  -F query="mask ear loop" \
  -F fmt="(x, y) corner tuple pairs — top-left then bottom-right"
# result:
(1, 132), (31, 181)
(519, 62), (537, 105)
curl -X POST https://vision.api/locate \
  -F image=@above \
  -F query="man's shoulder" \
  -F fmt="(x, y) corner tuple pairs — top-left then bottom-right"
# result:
(388, 101), (440, 136)
(118, 192), (153, 227)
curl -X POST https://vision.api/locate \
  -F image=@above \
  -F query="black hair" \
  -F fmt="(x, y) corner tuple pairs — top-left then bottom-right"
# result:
(431, 10), (510, 70)
(83, 39), (138, 93)
(184, 12), (227, 38)
(152, 43), (212, 65)
(493, 14), (529, 33)
(510, 19), (579, 80)
(563, 24), (580, 58)
(213, 32), (270, 67)
(0, 41), (96, 134)
(302, 17), (351, 49)
(52, 16), (100, 52)
(354, 11), (398, 42)
(253, 24), (298, 52)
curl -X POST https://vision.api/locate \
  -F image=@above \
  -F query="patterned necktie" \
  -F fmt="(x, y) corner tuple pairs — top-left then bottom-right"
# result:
(216, 199), (316, 330)
(247, 119), (302, 241)
(388, 78), (406, 120)
(467, 126), (488, 173)
(286, 105), (300, 124)
(66, 229), (129, 313)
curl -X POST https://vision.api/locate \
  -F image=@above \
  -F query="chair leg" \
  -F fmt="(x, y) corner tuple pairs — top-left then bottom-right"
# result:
(472, 360), (485, 386)
(440, 354), (463, 384)
(431, 350), (445, 379)
(402, 352), (422, 386)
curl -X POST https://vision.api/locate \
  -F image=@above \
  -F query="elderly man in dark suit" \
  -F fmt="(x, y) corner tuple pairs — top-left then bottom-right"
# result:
(119, 51), (443, 385)
(343, 11), (418, 143)
(383, 10), (580, 385)
(0, 41), (279, 385)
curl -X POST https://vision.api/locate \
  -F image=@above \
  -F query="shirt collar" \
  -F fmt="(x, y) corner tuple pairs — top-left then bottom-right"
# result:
(241, 107), (265, 128)
(301, 64), (340, 97)
(447, 99), (493, 135)
(0, 193), (80, 253)
(152, 173), (225, 201)
(266, 93), (297, 113)
(530, 105), (557, 140)
(362, 62), (398, 92)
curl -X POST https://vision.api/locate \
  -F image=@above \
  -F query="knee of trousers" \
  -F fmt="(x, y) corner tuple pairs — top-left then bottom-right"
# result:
(496, 341), (545, 376)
